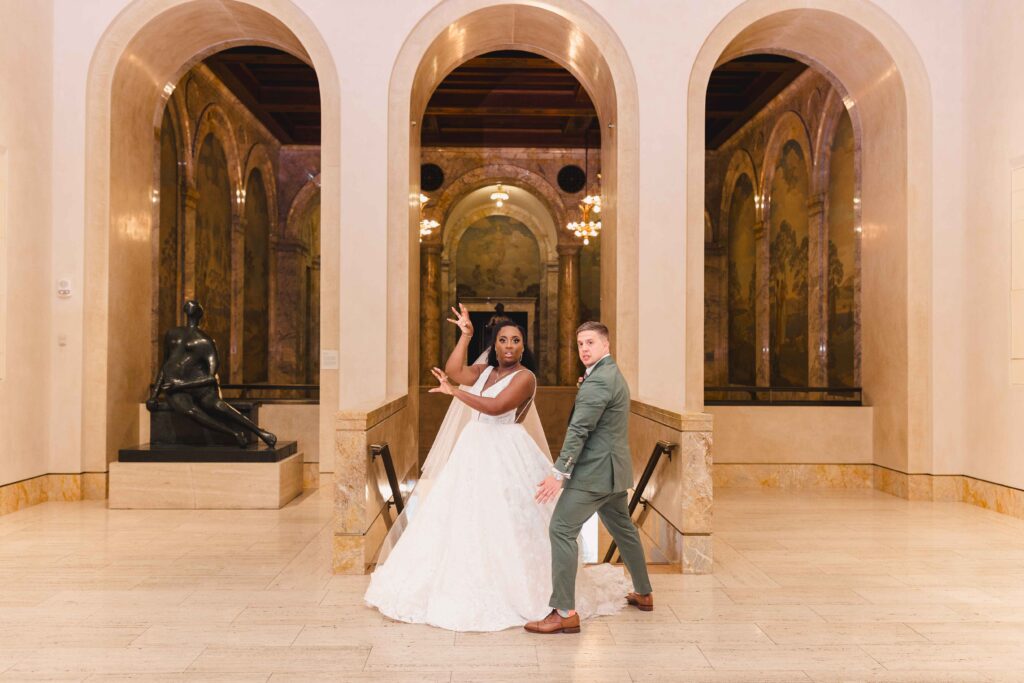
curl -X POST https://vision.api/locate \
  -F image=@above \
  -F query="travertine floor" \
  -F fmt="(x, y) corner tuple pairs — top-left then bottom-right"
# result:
(2, 482), (1024, 681)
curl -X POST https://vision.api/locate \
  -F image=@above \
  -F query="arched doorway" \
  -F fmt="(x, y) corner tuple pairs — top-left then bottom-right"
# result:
(81, 0), (340, 491)
(689, 3), (933, 484)
(331, 1), (642, 573)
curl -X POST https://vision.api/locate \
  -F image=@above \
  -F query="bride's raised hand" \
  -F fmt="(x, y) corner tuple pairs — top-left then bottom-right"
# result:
(428, 367), (456, 395)
(446, 304), (473, 338)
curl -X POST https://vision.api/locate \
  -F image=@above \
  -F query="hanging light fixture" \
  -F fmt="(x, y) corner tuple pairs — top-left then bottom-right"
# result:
(490, 183), (509, 208)
(418, 193), (438, 241)
(566, 129), (602, 245)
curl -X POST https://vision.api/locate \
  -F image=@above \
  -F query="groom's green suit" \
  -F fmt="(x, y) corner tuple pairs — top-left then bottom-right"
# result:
(550, 355), (652, 610)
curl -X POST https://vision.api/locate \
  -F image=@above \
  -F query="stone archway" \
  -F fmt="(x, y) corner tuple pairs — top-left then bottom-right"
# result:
(81, 0), (340, 484)
(435, 163), (571, 235)
(688, 1), (934, 480)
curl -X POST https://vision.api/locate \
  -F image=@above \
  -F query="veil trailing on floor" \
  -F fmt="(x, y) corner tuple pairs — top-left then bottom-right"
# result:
(375, 353), (551, 566)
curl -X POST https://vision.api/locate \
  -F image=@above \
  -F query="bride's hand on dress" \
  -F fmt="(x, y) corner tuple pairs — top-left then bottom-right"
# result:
(428, 367), (456, 396)
(446, 304), (474, 338)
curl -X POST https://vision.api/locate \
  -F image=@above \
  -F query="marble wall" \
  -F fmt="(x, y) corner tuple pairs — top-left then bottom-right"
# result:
(705, 68), (860, 390)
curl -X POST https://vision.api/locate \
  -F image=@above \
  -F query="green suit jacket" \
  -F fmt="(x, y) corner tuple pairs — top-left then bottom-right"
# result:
(554, 356), (632, 493)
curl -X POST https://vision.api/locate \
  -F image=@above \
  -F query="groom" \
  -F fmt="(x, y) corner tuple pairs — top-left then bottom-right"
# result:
(526, 321), (654, 634)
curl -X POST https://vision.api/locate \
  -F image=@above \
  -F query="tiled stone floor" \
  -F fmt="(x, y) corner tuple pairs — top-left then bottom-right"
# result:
(2, 481), (1024, 681)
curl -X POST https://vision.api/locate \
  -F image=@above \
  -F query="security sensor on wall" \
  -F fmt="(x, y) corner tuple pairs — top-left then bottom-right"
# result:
(57, 279), (72, 298)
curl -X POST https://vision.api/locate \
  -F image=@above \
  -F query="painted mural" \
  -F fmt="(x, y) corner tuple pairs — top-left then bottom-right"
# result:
(194, 133), (233, 382)
(727, 174), (757, 385)
(769, 140), (809, 387)
(157, 108), (180, 344)
(827, 110), (857, 387)
(455, 215), (541, 299)
(243, 169), (269, 383)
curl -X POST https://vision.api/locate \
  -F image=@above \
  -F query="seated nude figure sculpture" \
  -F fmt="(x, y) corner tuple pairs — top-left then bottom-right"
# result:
(147, 299), (276, 448)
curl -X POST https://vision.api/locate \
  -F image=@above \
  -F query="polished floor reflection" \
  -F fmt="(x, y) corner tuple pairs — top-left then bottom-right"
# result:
(2, 482), (1024, 680)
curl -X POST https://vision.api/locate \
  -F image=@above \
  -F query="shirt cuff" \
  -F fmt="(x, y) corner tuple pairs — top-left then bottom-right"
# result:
(551, 466), (571, 480)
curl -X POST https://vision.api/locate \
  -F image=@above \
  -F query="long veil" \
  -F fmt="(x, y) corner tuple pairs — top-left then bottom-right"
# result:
(375, 353), (551, 566)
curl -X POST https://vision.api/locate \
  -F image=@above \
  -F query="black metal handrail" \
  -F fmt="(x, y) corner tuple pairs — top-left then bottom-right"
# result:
(705, 385), (862, 406)
(603, 440), (677, 564)
(370, 443), (405, 514)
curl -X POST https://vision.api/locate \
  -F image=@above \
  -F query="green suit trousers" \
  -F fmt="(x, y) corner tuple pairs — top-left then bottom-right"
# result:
(549, 487), (653, 610)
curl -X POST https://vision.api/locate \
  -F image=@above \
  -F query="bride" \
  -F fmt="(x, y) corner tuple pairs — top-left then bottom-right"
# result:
(364, 305), (630, 632)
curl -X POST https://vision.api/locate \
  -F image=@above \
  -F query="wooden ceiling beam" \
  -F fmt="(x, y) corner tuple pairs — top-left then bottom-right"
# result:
(205, 60), (295, 144)
(425, 106), (595, 117)
(707, 63), (806, 149)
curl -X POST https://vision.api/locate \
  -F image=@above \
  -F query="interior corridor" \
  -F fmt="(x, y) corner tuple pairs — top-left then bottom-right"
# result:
(1, 484), (1023, 680)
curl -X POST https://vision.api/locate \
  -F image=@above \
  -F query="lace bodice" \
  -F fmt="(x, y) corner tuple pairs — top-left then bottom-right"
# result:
(468, 366), (532, 425)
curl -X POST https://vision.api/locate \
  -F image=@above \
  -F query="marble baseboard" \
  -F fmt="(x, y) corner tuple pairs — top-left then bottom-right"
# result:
(874, 466), (1024, 518)
(714, 463), (874, 490)
(0, 473), (93, 516)
(716, 463), (1024, 521)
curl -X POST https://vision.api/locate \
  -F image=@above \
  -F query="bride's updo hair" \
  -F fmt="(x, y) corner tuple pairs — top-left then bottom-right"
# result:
(486, 317), (537, 372)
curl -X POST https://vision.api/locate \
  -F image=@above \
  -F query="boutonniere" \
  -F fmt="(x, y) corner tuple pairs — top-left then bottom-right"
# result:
(576, 376), (585, 389)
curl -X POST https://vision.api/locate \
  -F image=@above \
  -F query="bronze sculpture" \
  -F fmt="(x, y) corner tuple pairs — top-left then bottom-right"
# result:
(147, 300), (277, 448)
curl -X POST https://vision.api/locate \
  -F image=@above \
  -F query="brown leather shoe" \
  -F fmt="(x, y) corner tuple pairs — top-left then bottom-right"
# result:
(524, 609), (580, 634)
(626, 592), (654, 611)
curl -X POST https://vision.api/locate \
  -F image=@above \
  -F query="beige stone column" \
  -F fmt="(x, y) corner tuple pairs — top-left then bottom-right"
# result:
(181, 187), (199, 301)
(333, 396), (413, 574)
(419, 242), (442, 385)
(807, 194), (828, 387)
(754, 218), (771, 386)
(627, 405), (713, 574)
(557, 243), (581, 385)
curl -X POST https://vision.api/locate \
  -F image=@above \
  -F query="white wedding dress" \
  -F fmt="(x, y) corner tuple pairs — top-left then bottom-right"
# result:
(364, 365), (631, 631)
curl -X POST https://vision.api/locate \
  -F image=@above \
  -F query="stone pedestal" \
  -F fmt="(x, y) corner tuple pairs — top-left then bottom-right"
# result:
(109, 448), (302, 509)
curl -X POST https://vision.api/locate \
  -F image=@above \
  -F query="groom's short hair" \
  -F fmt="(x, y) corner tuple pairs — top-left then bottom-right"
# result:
(576, 321), (609, 339)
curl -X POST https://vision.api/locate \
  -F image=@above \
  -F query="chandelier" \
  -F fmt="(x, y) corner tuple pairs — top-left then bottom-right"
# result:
(418, 193), (438, 240)
(567, 190), (602, 245)
(566, 132), (602, 246)
(490, 183), (509, 208)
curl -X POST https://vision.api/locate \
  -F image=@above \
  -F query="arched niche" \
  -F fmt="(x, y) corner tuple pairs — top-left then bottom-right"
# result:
(83, 0), (340, 471)
(193, 132), (234, 384)
(388, 1), (640, 408)
(727, 173), (758, 387)
(767, 138), (811, 387)
(243, 168), (271, 383)
(155, 105), (183, 350)
(688, 1), (934, 473)
(282, 175), (321, 385)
